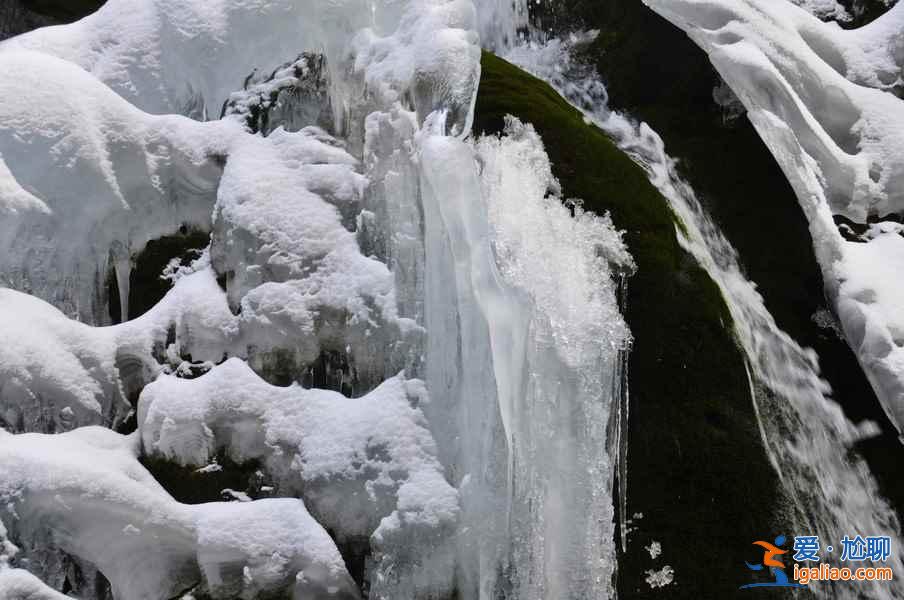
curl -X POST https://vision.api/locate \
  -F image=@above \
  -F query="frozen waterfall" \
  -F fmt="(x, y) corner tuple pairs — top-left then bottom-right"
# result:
(3, 0), (903, 598)
(0, 0), (630, 598)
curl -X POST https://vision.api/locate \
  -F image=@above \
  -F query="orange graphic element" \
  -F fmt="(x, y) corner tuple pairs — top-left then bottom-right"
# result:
(753, 540), (787, 568)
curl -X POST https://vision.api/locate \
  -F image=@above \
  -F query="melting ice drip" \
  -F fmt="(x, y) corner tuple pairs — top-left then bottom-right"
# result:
(0, 0), (631, 599)
(502, 16), (904, 600)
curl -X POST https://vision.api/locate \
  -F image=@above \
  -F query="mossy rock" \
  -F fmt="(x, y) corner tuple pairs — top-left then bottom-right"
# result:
(475, 51), (794, 598)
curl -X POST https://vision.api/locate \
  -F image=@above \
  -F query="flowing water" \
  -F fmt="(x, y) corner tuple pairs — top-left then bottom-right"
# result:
(500, 30), (904, 599)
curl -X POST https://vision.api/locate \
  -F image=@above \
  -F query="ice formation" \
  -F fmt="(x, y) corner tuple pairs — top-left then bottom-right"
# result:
(0, 0), (632, 598)
(642, 0), (904, 440)
(503, 15), (904, 600)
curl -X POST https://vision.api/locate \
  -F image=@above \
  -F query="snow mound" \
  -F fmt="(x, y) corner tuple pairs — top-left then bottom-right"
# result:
(0, 569), (73, 600)
(0, 427), (358, 600)
(643, 0), (904, 434)
(0, 267), (238, 433)
(212, 127), (419, 390)
(138, 358), (458, 543)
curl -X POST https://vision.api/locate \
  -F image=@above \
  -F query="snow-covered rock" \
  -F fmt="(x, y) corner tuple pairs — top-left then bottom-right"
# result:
(0, 50), (228, 325)
(643, 0), (904, 436)
(138, 358), (458, 543)
(0, 427), (358, 600)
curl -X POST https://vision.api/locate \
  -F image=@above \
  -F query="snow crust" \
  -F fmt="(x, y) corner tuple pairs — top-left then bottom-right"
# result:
(643, 0), (904, 437)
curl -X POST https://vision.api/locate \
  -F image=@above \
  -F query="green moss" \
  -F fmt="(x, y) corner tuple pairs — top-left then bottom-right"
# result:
(475, 52), (790, 598)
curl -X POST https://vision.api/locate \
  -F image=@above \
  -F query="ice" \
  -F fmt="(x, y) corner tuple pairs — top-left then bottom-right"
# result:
(0, 427), (358, 600)
(0, 50), (228, 324)
(0, 0), (636, 597)
(0, 0), (482, 134)
(413, 108), (631, 597)
(473, 117), (632, 599)
(505, 18), (904, 600)
(642, 0), (904, 439)
(644, 565), (675, 589)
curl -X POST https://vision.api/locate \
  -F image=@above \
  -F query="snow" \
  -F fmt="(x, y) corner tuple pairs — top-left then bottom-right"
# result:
(0, 50), (228, 324)
(644, 565), (675, 589)
(138, 358), (458, 544)
(645, 541), (662, 559)
(0, 569), (74, 600)
(0, 427), (358, 600)
(642, 0), (904, 438)
(0, 0), (482, 134)
(0, 266), (239, 433)
(0, 0), (634, 597)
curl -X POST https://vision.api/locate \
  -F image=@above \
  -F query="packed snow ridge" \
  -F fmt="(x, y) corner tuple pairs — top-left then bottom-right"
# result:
(0, 0), (631, 598)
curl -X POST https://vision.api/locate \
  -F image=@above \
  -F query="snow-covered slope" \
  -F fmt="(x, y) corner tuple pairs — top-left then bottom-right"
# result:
(643, 0), (904, 438)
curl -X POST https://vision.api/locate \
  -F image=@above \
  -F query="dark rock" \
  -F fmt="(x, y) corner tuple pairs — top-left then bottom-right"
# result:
(475, 51), (792, 599)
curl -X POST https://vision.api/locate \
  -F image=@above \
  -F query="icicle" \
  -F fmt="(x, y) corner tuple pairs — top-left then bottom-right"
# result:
(609, 272), (631, 555)
(110, 241), (131, 323)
